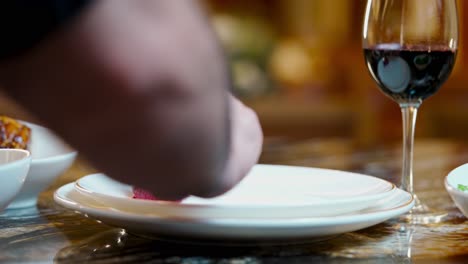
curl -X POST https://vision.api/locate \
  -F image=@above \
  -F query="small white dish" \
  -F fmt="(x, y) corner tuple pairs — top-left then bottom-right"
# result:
(445, 164), (468, 218)
(74, 165), (396, 219)
(7, 122), (77, 209)
(55, 183), (414, 240)
(0, 149), (31, 211)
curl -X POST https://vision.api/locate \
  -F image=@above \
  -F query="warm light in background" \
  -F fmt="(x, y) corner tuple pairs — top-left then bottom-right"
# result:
(207, 0), (468, 143)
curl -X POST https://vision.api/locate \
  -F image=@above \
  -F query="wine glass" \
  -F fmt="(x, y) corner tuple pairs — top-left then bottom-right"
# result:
(362, 0), (458, 223)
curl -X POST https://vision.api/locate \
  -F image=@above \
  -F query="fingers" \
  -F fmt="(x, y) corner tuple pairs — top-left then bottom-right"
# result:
(194, 95), (263, 198)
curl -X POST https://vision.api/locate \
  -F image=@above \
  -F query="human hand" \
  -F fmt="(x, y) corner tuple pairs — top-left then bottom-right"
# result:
(133, 95), (263, 200)
(212, 95), (263, 196)
(0, 0), (238, 200)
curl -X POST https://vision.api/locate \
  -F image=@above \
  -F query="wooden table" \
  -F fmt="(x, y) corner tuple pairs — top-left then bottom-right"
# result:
(0, 138), (467, 263)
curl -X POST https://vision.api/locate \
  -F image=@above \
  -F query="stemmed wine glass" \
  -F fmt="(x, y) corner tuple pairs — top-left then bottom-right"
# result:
(362, 0), (458, 223)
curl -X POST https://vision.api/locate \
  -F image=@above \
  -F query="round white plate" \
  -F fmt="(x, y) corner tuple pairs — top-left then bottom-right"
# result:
(55, 183), (414, 240)
(74, 165), (396, 218)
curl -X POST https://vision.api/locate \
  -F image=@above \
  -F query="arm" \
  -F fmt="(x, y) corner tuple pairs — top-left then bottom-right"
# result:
(0, 0), (262, 200)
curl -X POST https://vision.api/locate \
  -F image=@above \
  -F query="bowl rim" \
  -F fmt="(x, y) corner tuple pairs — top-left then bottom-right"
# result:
(0, 149), (31, 171)
(19, 120), (78, 163)
(31, 151), (77, 165)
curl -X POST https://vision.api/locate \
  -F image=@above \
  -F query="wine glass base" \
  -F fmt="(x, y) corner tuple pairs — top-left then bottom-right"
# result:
(400, 211), (449, 225)
(399, 194), (449, 224)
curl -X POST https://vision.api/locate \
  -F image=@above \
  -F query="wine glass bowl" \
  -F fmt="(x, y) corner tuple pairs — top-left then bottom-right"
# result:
(363, 46), (456, 106)
(362, 0), (458, 223)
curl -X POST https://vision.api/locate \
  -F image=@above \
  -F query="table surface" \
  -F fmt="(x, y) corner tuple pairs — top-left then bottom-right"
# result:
(0, 138), (467, 264)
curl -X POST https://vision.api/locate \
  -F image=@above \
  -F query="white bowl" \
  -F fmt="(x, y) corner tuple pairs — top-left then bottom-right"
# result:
(0, 149), (31, 211)
(7, 122), (77, 209)
(445, 164), (468, 218)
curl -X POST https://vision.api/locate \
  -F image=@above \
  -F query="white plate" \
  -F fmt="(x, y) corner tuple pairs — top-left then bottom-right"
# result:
(55, 183), (414, 240)
(74, 165), (396, 218)
(7, 122), (77, 209)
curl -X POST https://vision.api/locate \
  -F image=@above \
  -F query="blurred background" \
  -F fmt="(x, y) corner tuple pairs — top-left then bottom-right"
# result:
(0, 0), (467, 146)
(203, 0), (468, 145)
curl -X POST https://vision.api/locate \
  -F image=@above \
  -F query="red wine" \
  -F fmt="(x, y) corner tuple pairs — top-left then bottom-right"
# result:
(364, 45), (456, 104)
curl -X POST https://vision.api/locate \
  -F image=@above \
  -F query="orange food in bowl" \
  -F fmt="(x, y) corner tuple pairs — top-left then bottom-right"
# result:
(0, 116), (31, 150)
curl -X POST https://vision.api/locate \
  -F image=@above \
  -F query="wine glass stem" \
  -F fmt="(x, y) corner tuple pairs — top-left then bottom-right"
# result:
(400, 104), (419, 194)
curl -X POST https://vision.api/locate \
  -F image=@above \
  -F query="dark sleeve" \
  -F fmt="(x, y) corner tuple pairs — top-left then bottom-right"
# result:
(0, 0), (91, 60)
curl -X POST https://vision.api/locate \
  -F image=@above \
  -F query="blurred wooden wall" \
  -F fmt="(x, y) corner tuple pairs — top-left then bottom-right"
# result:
(1, 0), (467, 145)
(208, 0), (468, 144)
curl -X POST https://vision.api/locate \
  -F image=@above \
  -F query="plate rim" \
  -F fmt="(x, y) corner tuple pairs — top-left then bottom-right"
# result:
(55, 183), (414, 227)
(74, 164), (397, 210)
